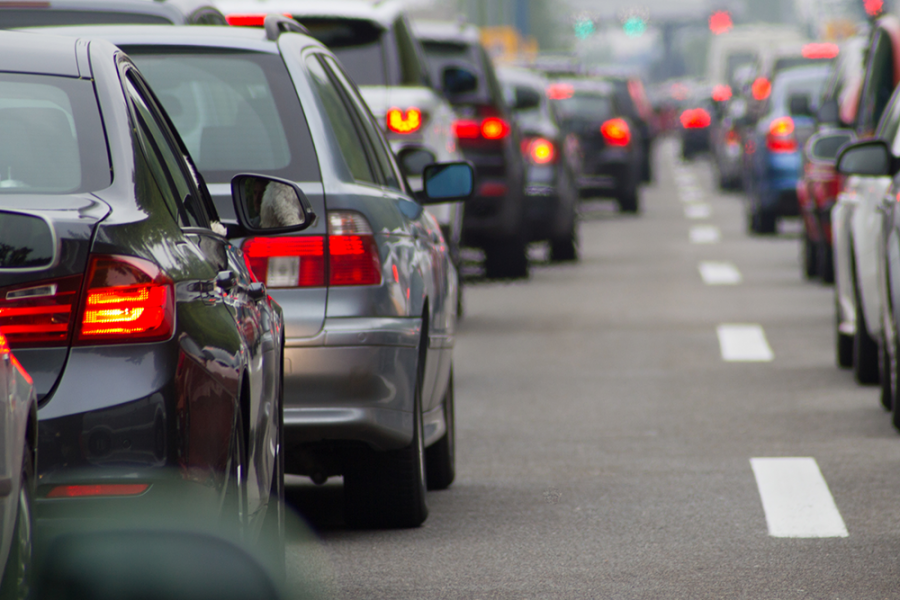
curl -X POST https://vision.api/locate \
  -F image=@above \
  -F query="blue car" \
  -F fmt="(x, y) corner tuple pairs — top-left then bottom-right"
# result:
(745, 64), (831, 233)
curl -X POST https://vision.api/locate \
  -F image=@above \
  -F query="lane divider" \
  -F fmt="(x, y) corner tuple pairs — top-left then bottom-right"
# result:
(717, 324), (773, 361)
(699, 261), (741, 285)
(750, 457), (848, 538)
(690, 225), (720, 244)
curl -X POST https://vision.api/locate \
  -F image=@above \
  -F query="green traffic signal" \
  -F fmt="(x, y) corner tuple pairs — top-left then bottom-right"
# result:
(574, 18), (595, 40)
(623, 16), (647, 37)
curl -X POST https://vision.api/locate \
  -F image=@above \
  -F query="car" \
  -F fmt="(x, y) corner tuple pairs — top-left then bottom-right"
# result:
(0, 0), (226, 27)
(0, 29), (303, 563)
(49, 19), (472, 528)
(414, 20), (531, 277)
(497, 66), (579, 261)
(743, 64), (830, 234)
(217, 0), (472, 280)
(0, 327), (37, 600)
(679, 87), (715, 160)
(548, 79), (643, 213)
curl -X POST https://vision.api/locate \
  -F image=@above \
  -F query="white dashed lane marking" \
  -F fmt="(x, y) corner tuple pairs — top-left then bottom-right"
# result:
(689, 225), (720, 244)
(750, 457), (848, 538)
(684, 203), (712, 219)
(717, 324), (774, 362)
(698, 261), (741, 285)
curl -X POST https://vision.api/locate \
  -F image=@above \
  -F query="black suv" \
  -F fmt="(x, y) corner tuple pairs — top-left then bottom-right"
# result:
(415, 20), (529, 279)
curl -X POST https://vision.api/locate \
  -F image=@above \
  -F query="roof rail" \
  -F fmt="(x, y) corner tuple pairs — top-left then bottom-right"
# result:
(264, 13), (309, 41)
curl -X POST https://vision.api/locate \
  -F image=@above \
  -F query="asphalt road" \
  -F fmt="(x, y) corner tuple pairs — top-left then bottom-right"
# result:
(285, 139), (900, 600)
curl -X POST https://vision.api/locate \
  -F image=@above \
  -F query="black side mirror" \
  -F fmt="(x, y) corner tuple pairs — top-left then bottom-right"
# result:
(419, 162), (474, 204)
(806, 130), (854, 163)
(396, 147), (436, 177)
(231, 174), (316, 235)
(836, 140), (894, 176)
(512, 86), (541, 111)
(789, 94), (813, 117)
(441, 65), (478, 96)
(817, 98), (840, 125)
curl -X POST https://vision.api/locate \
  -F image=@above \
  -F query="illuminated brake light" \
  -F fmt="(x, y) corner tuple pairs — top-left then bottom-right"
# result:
(328, 212), (381, 286)
(752, 77), (771, 101)
(226, 13), (292, 26)
(725, 129), (740, 145)
(46, 483), (149, 498)
(802, 43), (839, 60)
(77, 255), (174, 344)
(522, 137), (556, 164)
(481, 117), (510, 140)
(546, 83), (574, 100)
(767, 116), (797, 153)
(600, 118), (631, 147)
(387, 107), (422, 134)
(242, 237), (326, 288)
(453, 119), (480, 140)
(0, 276), (82, 349)
(680, 108), (711, 129)
(712, 85), (732, 102)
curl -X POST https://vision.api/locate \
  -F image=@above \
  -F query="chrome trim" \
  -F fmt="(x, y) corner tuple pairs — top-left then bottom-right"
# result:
(285, 317), (422, 348)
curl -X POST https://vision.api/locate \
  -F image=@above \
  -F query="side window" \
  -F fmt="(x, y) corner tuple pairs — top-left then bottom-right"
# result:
(394, 17), (429, 87)
(322, 55), (403, 191)
(305, 55), (377, 185)
(860, 31), (895, 136)
(125, 72), (209, 228)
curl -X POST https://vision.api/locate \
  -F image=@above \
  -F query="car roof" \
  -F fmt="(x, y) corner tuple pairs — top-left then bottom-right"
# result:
(214, 0), (405, 27)
(1, 0), (189, 24)
(0, 30), (83, 77)
(413, 20), (480, 44)
(22, 23), (324, 53)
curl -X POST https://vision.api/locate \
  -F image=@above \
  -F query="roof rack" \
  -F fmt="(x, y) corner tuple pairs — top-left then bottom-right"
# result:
(264, 13), (309, 41)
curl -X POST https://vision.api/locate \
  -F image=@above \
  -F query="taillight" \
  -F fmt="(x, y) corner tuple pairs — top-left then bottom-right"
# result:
(328, 212), (381, 286)
(387, 107), (423, 134)
(0, 275), (82, 348)
(76, 255), (174, 345)
(712, 85), (732, 102)
(242, 237), (326, 288)
(226, 13), (291, 26)
(522, 137), (557, 164)
(546, 83), (574, 100)
(453, 118), (509, 141)
(752, 77), (771, 101)
(725, 129), (740, 145)
(46, 483), (150, 498)
(766, 116), (797, 153)
(453, 120), (480, 139)
(601, 118), (631, 147)
(680, 108), (711, 129)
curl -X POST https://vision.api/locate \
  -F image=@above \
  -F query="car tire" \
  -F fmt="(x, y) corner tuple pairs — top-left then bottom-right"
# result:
(803, 233), (818, 279)
(484, 235), (529, 279)
(343, 333), (428, 529)
(836, 297), (853, 368)
(853, 286), (880, 385)
(549, 221), (578, 262)
(259, 358), (286, 582)
(0, 449), (33, 600)
(426, 367), (456, 491)
(753, 210), (777, 234)
(818, 241), (834, 284)
(618, 187), (639, 214)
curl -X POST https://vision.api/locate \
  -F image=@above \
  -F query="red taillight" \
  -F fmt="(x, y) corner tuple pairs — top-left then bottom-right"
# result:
(752, 77), (772, 101)
(481, 117), (510, 140)
(522, 137), (556, 164)
(680, 108), (711, 129)
(767, 116), (797, 153)
(0, 275), (82, 348)
(546, 83), (574, 100)
(242, 237), (326, 288)
(725, 129), (740, 145)
(601, 118), (631, 147)
(225, 13), (291, 26)
(77, 255), (174, 344)
(46, 483), (150, 498)
(802, 43), (839, 60)
(712, 85), (732, 102)
(328, 212), (381, 286)
(453, 119), (480, 139)
(387, 107), (422, 134)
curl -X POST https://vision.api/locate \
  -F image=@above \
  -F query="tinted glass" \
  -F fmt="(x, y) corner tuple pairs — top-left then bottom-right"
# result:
(0, 212), (53, 269)
(298, 18), (388, 86)
(553, 93), (614, 123)
(422, 40), (490, 103)
(0, 74), (110, 194)
(0, 9), (172, 27)
(127, 50), (321, 184)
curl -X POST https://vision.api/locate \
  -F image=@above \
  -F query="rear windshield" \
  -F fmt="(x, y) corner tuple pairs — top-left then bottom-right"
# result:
(126, 50), (321, 183)
(297, 18), (388, 86)
(553, 92), (614, 123)
(772, 67), (830, 112)
(0, 10), (172, 28)
(0, 73), (111, 194)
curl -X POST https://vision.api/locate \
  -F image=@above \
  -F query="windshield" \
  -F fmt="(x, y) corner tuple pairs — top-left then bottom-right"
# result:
(299, 18), (388, 86)
(126, 50), (320, 183)
(0, 73), (110, 194)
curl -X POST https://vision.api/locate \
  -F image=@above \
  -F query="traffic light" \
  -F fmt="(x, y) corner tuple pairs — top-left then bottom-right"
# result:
(623, 16), (647, 37)
(863, 0), (884, 17)
(574, 17), (595, 40)
(709, 10), (733, 35)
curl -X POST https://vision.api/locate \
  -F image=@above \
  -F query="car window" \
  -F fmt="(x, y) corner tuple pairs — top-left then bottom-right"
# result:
(127, 49), (321, 185)
(298, 18), (389, 86)
(771, 68), (829, 113)
(305, 55), (377, 185)
(0, 73), (110, 194)
(553, 92), (614, 124)
(859, 30), (895, 136)
(394, 16), (430, 87)
(421, 39), (489, 102)
(321, 55), (403, 191)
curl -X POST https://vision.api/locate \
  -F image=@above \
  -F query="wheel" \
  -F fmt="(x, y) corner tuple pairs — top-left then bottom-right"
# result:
(641, 152), (652, 183)
(426, 367), (456, 491)
(836, 297), (854, 368)
(259, 359), (285, 582)
(803, 233), (818, 279)
(853, 286), (880, 385)
(343, 334), (428, 528)
(818, 241), (834, 284)
(753, 210), (777, 234)
(0, 450), (33, 600)
(618, 187), (639, 214)
(484, 236), (529, 279)
(549, 224), (578, 262)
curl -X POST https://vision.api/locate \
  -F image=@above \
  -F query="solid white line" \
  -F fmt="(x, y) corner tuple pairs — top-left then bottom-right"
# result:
(717, 324), (774, 361)
(699, 261), (741, 285)
(750, 457), (848, 538)
(684, 204), (712, 219)
(689, 225), (720, 244)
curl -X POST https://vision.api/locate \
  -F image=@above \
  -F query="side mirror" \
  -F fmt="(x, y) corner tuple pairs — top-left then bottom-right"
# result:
(231, 174), (315, 235)
(806, 130), (854, 163)
(396, 147), (436, 177)
(789, 94), (813, 117)
(817, 98), (839, 125)
(419, 162), (474, 204)
(836, 140), (894, 176)
(442, 65), (478, 96)
(512, 86), (541, 111)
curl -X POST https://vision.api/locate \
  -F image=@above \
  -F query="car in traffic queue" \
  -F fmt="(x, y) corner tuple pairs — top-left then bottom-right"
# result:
(0, 328), (36, 600)
(831, 12), (900, 392)
(0, 29), (306, 564)
(49, 19), (473, 528)
(414, 20), (533, 276)
(0, 0), (226, 27)
(743, 63), (830, 234)
(496, 66), (579, 261)
(218, 0), (472, 282)
(548, 79), (643, 213)
(678, 87), (715, 160)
